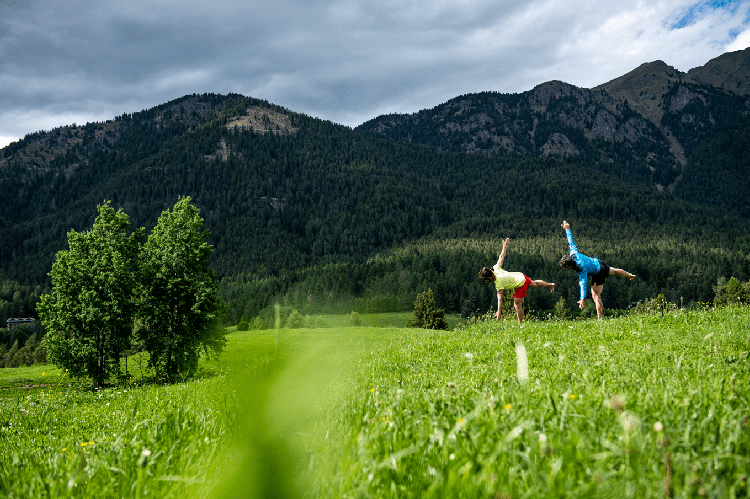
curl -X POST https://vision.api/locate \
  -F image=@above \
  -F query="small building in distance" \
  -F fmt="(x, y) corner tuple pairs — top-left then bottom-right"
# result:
(5, 318), (35, 329)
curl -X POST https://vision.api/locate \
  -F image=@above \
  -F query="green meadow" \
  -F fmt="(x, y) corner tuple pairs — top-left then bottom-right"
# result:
(2, 308), (749, 498)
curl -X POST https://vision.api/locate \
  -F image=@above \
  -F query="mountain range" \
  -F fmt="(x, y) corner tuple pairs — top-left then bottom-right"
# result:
(356, 48), (750, 215)
(1, 48), (749, 322)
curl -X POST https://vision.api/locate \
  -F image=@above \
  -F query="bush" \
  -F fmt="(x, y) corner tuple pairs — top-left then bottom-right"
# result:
(579, 301), (596, 319)
(714, 277), (750, 307)
(347, 311), (362, 326)
(236, 321), (249, 331)
(411, 289), (448, 330)
(630, 293), (678, 315)
(249, 317), (267, 330)
(284, 310), (304, 329)
(553, 297), (570, 320)
(304, 315), (328, 328)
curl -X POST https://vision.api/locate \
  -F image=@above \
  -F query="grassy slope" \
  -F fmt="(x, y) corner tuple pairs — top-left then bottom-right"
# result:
(2, 309), (749, 498)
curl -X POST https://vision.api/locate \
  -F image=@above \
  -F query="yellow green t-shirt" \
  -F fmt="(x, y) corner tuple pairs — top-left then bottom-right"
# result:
(493, 266), (526, 290)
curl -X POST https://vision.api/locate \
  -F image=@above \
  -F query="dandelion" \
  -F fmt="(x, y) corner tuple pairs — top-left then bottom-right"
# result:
(570, 394), (576, 400)
(370, 388), (375, 393)
(504, 403), (511, 410)
(653, 421), (664, 432)
(80, 442), (87, 447)
(62, 448), (67, 452)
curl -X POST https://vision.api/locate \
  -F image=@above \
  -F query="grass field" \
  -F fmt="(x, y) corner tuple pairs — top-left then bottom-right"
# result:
(1, 309), (749, 498)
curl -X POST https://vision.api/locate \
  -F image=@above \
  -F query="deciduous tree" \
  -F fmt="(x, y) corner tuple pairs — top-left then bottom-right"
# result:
(137, 197), (224, 380)
(38, 203), (143, 386)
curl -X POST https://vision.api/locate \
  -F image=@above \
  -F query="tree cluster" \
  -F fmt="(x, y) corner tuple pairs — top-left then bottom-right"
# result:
(37, 198), (223, 386)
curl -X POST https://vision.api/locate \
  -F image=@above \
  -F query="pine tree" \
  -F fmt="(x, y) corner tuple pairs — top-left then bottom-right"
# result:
(411, 289), (448, 330)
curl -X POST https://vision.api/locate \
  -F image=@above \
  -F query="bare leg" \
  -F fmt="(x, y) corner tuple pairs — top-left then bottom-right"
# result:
(609, 267), (636, 280)
(591, 284), (604, 320)
(514, 298), (525, 323)
(529, 279), (555, 293)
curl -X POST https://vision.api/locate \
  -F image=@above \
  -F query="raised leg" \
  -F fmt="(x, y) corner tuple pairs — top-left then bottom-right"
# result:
(609, 267), (636, 280)
(529, 279), (555, 293)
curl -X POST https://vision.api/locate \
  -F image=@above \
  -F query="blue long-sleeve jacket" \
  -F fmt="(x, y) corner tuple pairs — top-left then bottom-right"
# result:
(566, 228), (601, 300)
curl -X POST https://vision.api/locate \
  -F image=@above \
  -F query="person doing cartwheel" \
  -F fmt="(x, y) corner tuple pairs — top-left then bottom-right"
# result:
(559, 220), (635, 320)
(478, 238), (555, 323)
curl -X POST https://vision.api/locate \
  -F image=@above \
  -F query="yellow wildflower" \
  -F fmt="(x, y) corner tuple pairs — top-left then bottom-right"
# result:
(504, 404), (511, 410)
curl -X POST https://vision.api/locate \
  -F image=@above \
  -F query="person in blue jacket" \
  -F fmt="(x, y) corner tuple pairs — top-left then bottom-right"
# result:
(559, 220), (635, 320)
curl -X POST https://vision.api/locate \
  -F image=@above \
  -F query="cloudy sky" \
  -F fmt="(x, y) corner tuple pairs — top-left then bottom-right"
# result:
(1, 0), (749, 149)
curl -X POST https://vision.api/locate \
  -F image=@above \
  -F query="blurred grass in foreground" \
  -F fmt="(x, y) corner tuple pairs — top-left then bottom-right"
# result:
(216, 308), (750, 498)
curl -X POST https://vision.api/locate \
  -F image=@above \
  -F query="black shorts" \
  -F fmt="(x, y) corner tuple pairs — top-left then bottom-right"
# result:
(591, 262), (610, 286)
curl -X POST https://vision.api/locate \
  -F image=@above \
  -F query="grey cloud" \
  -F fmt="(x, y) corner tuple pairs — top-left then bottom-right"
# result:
(0, 0), (748, 146)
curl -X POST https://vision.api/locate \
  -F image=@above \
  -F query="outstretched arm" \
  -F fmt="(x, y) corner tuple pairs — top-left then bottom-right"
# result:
(496, 289), (503, 320)
(495, 238), (510, 268)
(562, 220), (578, 255)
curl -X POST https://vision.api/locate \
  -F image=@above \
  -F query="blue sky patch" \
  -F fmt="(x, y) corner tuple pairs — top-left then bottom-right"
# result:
(667, 0), (748, 30)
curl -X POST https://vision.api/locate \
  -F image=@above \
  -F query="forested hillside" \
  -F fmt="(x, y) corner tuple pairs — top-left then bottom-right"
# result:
(219, 217), (750, 325)
(1, 52), (749, 322)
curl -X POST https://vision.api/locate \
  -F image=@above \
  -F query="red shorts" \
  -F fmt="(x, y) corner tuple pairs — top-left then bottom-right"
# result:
(513, 274), (532, 299)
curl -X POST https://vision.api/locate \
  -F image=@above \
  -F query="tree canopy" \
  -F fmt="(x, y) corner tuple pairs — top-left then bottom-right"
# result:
(38, 203), (143, 386)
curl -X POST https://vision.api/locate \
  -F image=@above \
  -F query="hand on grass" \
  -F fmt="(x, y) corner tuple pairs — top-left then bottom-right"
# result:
(578, 298), (586, 310)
